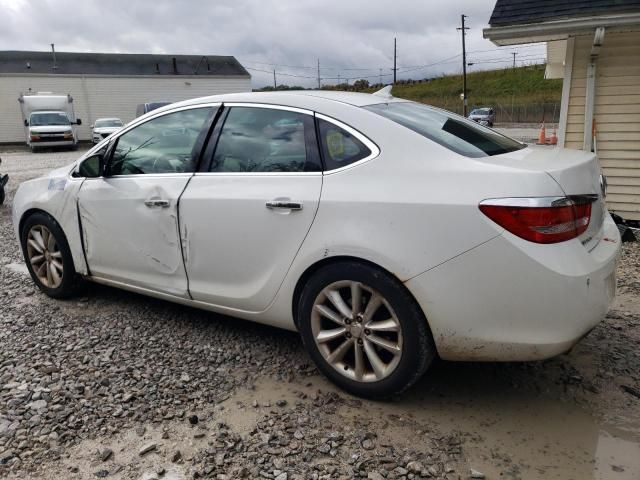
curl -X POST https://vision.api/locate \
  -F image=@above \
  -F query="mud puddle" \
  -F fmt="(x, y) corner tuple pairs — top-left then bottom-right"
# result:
(232, 365), (640, 480)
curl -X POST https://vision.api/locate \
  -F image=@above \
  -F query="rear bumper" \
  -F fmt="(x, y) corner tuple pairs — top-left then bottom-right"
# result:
(405, 213), (621, 361)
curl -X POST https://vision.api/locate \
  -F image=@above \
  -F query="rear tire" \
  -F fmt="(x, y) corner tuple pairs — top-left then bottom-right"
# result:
(20, 212), (83, 298)
(298, 261), (435, 398)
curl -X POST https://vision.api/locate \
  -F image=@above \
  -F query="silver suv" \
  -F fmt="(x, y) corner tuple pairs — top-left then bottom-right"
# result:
(468, 107), (495, 127)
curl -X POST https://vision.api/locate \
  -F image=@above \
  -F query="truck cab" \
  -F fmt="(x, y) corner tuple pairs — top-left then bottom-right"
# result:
(25, 111), (80, 151)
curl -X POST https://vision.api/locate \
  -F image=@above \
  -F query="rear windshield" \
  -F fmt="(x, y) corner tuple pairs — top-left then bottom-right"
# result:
(147, 102), (170, 112)
(364, 102), (524, 158)
(471, 108), (491, 116)
(95, 119), (123, 128)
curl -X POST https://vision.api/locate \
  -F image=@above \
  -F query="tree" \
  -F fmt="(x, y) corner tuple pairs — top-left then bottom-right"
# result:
(353, 79), (370, 91)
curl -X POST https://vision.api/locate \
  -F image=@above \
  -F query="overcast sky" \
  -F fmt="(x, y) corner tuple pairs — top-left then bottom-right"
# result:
(0, 0), (545, 88)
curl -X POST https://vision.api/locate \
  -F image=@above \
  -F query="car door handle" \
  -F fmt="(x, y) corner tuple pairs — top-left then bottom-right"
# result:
(144, 199), (170, 208)
(265, 201), (303, 210)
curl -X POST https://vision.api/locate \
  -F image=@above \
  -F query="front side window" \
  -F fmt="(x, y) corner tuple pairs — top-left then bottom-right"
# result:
(317, 119), (372, 170)
(108, 107), (213, 175)
(365, 102), (523, 158)
(211, 107), (320, 173)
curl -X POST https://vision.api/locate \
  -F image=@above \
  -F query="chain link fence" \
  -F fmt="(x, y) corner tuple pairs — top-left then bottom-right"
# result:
(433, 101), (560, 124)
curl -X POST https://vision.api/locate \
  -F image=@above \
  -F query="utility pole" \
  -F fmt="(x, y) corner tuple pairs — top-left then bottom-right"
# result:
(317, 58), (321, 89)
(273, 69), (277, 89)
(393, 37), (397, 85)
(51, 43), (57, 70)
(457, 15), (469, 116)
(512, 52), (517, 68)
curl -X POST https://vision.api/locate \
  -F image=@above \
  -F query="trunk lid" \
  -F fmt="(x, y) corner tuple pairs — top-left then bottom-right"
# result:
(482, 146), (606, 250)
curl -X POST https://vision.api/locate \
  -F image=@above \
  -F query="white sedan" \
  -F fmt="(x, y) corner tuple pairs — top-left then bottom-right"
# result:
(91, 117), (124, 144)
(12, 89), (620, 397)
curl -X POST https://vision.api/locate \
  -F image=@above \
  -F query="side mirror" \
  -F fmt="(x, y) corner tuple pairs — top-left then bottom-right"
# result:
(76, 119), (83, 126)
(90, 124), (94, 129)
(24, 119), (28, 126)
(75, 153), (104, 178)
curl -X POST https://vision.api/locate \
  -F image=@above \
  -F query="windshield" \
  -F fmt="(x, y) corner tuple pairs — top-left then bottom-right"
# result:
(29, 112), (71, 126)
(95, 119), (123, 128)
(364, 102), (524, 158)
(471, 109), (491, 116)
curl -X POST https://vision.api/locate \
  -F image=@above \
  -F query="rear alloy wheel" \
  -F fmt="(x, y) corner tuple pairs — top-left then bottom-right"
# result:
(21, 212), (82, 298)
(298, 262), (435, 398)
(312, 280), (403, 382)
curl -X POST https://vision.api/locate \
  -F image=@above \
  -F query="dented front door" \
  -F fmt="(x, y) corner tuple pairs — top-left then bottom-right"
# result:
(75, 105), (216, 298)
(77, 175), (191, 297)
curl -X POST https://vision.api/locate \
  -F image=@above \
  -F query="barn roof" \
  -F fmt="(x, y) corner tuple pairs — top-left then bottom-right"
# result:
(0, 51), (250, 77)
(488, 0), (640, 26)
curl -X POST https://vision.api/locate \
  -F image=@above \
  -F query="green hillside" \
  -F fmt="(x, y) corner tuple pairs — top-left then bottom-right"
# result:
(378, 64), (562, 115)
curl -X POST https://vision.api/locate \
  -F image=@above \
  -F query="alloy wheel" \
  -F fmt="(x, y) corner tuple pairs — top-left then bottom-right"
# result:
(311, 280), (403, 382)
(26, 225), (63, 289)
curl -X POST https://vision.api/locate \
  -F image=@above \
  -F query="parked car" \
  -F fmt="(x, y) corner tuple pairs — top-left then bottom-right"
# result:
(135, 102), (171, 118)
(468, 107), (495, 127)
(91, 118), (124, 144)
(12, 89), (620, 398)
(0, 156), (7, 205)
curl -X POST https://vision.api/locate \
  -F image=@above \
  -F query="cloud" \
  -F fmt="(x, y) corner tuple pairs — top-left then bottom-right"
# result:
(0, 0), (545, 87)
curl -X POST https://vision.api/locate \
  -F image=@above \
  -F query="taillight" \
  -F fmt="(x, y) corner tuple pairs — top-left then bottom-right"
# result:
(479, 196), (597, 244)
(30, 135), (40, 141)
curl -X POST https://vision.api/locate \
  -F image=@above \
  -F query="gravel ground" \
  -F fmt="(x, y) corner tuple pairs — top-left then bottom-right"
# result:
(0, 146), (639, 480)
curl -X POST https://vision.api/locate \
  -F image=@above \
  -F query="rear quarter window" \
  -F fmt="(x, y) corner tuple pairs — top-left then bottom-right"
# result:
(364, 102), (524, 158)
(317, 118), (373, 170)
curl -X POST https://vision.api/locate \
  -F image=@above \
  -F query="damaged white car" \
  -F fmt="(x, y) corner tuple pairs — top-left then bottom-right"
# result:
(13, 89), (621, 397)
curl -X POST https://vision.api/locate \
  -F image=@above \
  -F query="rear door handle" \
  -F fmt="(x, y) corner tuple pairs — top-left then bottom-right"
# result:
(144, 199), (170, 208)
(265, 201), (303, 210)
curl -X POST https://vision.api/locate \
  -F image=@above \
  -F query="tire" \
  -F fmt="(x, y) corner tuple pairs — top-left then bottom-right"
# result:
(30, 145), (38, 153)
(0, 186), (4, 206)
(298, 261), (435, 398)
(20, 212), (83, 298)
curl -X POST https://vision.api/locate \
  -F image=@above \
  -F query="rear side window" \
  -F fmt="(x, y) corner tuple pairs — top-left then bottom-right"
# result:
(317, 119), (372, 170)
(211, 107), (321, 173)
(364, 102), (524, 158)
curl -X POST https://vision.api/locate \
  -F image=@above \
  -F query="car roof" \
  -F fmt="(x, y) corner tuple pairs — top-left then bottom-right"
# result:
(95, 117), (122, 121)
(156, 89), (409, 114)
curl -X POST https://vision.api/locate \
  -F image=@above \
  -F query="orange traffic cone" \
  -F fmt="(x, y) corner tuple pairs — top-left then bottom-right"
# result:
(550, 128), (558, 145)
(537, 122), (546, 145)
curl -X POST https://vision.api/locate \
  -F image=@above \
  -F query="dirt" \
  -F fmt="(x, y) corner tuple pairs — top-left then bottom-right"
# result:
(1, 147), (639, 479)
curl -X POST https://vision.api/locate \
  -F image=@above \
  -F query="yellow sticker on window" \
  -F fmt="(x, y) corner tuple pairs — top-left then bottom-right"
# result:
(326, 131), (344, 158)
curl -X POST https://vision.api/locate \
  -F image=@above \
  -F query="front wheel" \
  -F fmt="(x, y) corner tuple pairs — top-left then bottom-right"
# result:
(298, 262), (435, 398)
(20, 212), (83, 298)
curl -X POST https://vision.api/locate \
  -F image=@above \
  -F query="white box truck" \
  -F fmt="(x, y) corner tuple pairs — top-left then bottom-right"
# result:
(18, 93), (82, 152)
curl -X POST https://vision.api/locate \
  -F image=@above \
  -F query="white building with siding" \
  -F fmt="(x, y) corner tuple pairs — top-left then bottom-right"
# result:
(0, 51), (251, 144)
(484, 0), (640, 221)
